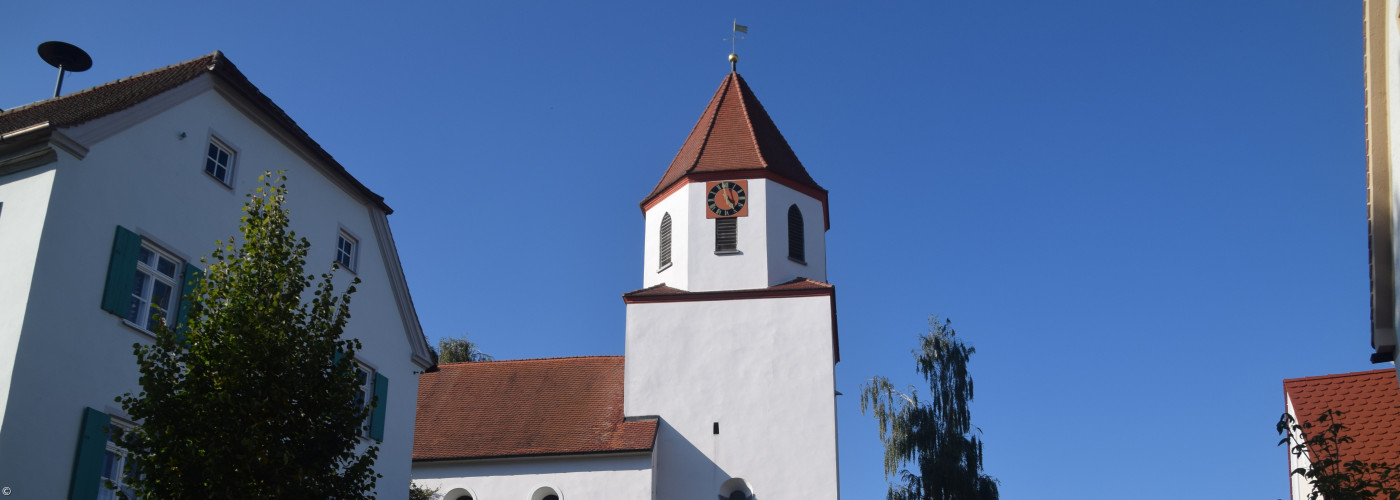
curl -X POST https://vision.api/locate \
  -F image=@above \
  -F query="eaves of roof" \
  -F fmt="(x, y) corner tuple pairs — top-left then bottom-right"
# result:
(0, 51), (391, 214)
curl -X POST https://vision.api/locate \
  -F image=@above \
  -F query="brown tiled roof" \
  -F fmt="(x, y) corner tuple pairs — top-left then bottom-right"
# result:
(413, 356), (657, 461)
(1283, 369), (1400, 466)
(642, 72), (825, 207)
(0, 51), (390, 213)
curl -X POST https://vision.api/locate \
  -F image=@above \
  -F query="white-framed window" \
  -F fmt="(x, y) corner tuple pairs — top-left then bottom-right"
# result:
(335, 232), (358, 271)
(203, 138), (235, 186)
(125, 244), (181, 332)
(354, 362), (375, 437)
(99, 423), (138, 500)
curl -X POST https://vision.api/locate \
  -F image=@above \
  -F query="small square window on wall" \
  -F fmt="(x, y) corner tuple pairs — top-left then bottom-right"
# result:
(204, 138), (235, 186)
(335, 232), (357, 271)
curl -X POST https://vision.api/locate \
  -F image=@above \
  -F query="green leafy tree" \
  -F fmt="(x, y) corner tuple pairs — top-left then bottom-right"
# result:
(409, 482), (440, 500)
(437, 333), (492, 363)
(1277, 409), (1400, 500)
(113, 172), (380, 498)
(861, 316), (998, 500)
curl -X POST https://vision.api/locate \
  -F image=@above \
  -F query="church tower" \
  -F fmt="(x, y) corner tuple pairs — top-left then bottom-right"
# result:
(623, 69), (840, 500)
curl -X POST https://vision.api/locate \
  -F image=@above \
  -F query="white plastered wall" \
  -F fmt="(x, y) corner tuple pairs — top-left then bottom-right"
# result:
(0, 80), (422, 498)
(623, 295), (839, 500)
(1283, 397), (1315, 500)
(764, 181), (827, 285)
(411, 453), (653, 500)
(643, 178), (826, 292)
(644, 187), (692, 291)
(0, 166), (57, 441)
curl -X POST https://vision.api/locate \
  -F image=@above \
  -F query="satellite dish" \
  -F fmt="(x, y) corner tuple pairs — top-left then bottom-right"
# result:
(37, 41), (92, 98)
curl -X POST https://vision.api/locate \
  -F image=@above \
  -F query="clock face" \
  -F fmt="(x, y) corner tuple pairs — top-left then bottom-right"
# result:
(706, 180), (749, 218)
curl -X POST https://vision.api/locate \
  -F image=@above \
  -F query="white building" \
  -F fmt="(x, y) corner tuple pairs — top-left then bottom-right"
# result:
(1365, 0), (1400, 382)
(0, 51), (434, 498)
(412, 70), (840, 500)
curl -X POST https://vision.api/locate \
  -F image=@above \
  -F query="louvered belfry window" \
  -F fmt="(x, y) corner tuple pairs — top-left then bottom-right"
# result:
(788, 204), (805, 263)
(660, 213), (673, 268)
(716, 217), (738, 253)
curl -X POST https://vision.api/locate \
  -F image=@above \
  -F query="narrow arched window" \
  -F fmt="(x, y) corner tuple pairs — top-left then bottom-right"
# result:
(659, 213), (672, 269)
(787, 204), (805, 263)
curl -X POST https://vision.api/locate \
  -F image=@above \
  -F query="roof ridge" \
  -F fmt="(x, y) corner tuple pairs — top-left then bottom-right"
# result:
(733, 72), (767, 168)
(437, 355), (623, 367)
(684, 74), (732, 175)
(1, 51), (219, 121)
(1283, 368), (1397, 384)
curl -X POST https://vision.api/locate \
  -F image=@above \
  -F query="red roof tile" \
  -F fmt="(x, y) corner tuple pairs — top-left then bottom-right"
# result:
(413, 356), (657, 461)
(1283, 369), (1400, 466)
(642, 72), (825, 208)
(0, 51), (390, 213)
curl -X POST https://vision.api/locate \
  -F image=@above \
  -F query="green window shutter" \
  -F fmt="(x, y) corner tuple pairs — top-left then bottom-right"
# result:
(68, 407), (109, 500)
(100, 226), (142, 315)
(370, 373), (389, 441)
(173, 263), (203, 342)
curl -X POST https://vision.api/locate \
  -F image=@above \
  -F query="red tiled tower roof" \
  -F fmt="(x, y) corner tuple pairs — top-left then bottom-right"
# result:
(641, 72), (826, 209)
(413, 356), (657, 461)
(1283, 369), (1400, 466)
(0, 51), (390, 213)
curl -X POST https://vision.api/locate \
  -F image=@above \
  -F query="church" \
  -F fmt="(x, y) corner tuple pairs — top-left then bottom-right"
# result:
(411, 60), (842, 500)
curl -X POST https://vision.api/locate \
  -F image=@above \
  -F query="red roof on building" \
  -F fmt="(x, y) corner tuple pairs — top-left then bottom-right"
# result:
(0, 51), (390, 213)
(642, 72), (825, 208)
(1283, 369), (1400, 466)
(413, 356), (657, 461)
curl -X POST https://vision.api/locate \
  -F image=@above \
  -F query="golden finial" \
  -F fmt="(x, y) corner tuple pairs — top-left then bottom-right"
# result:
(729, 53), (739, 72)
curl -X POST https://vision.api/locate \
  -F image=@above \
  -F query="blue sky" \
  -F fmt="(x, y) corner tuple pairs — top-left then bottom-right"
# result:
(2, 1), (1369, 498)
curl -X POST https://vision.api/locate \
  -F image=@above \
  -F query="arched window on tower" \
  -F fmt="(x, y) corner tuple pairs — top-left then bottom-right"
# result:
(788, 204), (805, 263)
(660, 213), (673, 269)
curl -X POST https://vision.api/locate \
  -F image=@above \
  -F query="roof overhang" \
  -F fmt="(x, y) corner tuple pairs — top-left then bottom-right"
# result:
(1366, 0), (1399, 361)
(640, 169), (831, 231)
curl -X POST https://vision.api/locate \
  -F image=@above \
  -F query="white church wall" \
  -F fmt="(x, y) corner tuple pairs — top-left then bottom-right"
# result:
(685, 179), (772, 292)
(644, 186), (692, 290)
(624, 294), (840, 500)
(0, 83), (421, 498)
(412, 453), (653, 500)
(763, 181), (827, 285)
(0, 165), (58, 442)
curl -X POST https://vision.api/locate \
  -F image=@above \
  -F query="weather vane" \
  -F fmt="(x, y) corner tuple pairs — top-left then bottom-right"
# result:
(725, 20), (748, 72)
